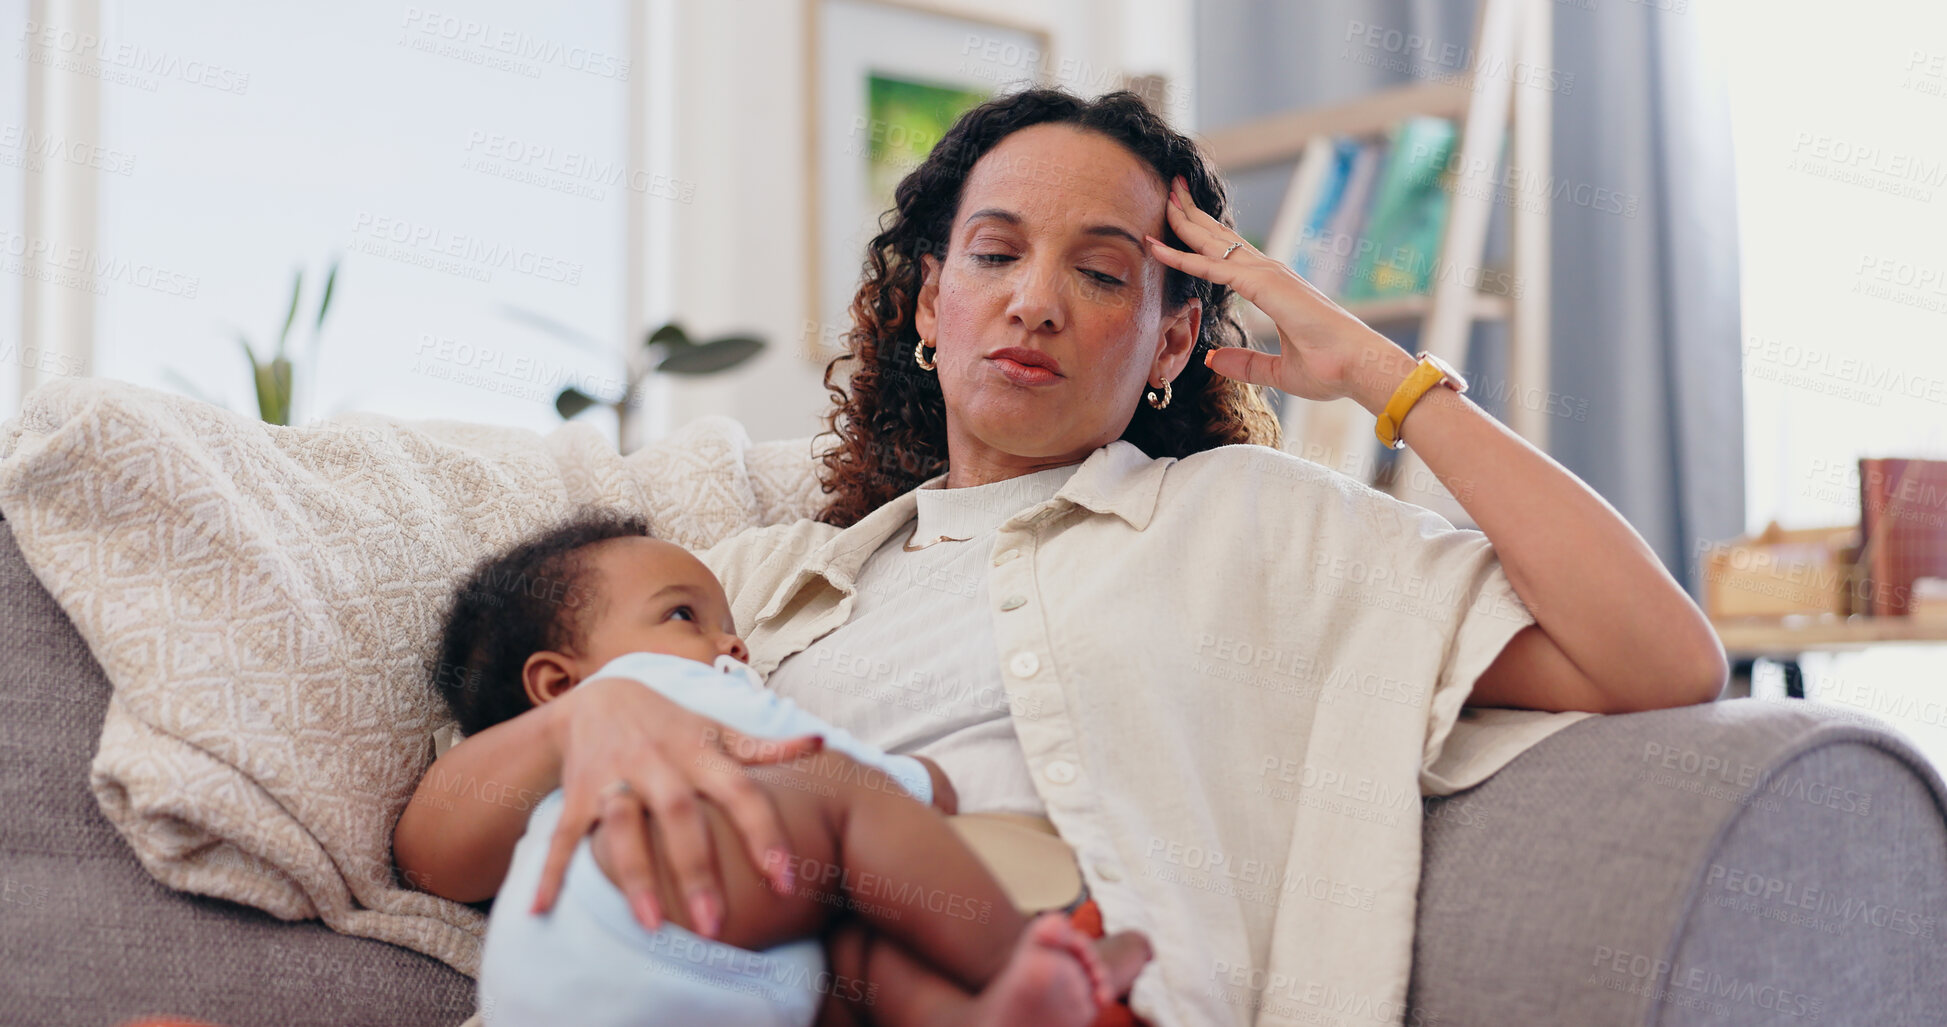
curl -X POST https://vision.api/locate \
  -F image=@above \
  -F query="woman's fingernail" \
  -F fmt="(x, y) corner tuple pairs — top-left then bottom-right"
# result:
(631, 893), (662, 931)
(768, 849), (796, 894)
(689, 891), (722, 938)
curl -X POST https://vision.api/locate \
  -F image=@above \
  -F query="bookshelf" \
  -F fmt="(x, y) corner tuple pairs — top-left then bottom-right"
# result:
(1200, 0), (1553, 527)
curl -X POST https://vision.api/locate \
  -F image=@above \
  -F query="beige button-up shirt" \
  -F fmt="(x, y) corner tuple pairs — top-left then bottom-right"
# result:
(759, 462), (1083, 817)
(702, 440), (1589, 1027)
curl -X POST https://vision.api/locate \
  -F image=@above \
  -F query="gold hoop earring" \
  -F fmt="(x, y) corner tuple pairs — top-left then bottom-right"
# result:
(914, 339), (937, 371)
(1146, 379), (1172, 410)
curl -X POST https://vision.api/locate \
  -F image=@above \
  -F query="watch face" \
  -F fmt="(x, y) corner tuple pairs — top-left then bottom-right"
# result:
(1419, 352), (1467, 392)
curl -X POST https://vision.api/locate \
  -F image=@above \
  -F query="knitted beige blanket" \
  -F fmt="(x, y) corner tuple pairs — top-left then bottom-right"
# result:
(0, 379), (824, 982)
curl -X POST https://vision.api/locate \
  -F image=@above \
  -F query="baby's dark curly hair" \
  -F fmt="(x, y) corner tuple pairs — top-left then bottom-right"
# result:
(815, 87), (1282, 528)
(430, 512), (649, 736)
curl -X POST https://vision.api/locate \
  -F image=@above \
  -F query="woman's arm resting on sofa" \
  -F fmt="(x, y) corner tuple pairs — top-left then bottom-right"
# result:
(1344, 347), (1728, 714)
(394, 676), (818, 917)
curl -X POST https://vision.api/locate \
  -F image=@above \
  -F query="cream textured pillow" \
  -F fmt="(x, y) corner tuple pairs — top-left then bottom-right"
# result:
(0, 378), (825, 976)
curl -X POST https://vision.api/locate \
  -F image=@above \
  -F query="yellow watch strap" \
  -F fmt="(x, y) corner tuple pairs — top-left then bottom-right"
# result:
(1374, 357), (1447, 450)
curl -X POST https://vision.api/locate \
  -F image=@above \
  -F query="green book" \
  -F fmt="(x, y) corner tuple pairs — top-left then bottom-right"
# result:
(1341, 118), (1457, 301)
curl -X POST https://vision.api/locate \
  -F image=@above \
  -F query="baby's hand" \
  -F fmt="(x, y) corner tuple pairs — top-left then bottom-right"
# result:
(914, 756), (958, 815)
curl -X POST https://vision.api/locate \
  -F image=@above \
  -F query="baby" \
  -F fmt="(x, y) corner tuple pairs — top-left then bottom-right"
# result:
(430, 513), (1149, 1027)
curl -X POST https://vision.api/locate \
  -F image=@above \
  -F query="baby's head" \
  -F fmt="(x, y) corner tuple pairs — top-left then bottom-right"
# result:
(431, 512), (748, 736)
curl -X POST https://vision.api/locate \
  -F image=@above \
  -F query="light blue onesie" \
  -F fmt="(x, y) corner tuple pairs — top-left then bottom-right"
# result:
(478, 652), (933, 1027)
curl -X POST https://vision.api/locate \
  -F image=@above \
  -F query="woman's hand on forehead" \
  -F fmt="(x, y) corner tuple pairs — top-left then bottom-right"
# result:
(1144, 174), (1408, 407)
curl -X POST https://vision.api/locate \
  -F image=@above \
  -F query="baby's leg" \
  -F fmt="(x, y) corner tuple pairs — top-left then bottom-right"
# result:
(764, 749), (1028, 989)
(645, 750), (1147, 1006)
(636, 749), (1020, 971)
(817, 916), (1153, 1027)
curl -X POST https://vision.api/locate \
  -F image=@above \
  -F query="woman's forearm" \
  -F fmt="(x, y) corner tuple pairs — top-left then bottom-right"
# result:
(1146, 179), (1722, 708)
(394, 699), (565, 903)
(1343, 344), (1726, 707)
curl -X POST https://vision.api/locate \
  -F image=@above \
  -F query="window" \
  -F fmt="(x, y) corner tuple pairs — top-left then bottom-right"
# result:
(1703, 1), (1947, 763)
(65, 0), (636, 437)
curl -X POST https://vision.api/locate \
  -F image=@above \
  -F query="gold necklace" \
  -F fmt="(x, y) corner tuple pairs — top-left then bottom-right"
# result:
(903, 521), (973, 552)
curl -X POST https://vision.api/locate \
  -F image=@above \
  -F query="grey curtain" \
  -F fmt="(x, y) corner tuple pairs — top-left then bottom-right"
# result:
(1195, 0), (1745, 594)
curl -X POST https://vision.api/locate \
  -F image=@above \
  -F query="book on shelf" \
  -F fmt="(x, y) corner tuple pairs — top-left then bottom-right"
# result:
(1309, 139), (1386, 297)
(1280, 117), (1460, 309)
(1342, 117), (1458, 302)
(1858, 457), (1947, 616)
(1288, 139), (1357, 280)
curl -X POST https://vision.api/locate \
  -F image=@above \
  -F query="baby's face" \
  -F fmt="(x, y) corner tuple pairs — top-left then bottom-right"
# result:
(572, 537), (748, 677)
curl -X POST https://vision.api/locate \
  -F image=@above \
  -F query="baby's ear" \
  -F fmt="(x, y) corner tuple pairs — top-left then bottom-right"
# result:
(522, 651), (578, 707)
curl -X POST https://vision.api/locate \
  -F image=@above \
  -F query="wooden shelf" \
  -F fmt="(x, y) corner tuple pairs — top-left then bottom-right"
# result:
(1239, 291), (1510, 338)
(1712, 616), (1947, 660)
(1198, 82), (1473, 172)
(1213, 0), (1552, 499)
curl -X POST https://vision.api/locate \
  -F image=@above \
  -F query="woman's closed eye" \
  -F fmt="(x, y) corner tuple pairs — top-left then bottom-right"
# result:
(970, 252), (1124, 286)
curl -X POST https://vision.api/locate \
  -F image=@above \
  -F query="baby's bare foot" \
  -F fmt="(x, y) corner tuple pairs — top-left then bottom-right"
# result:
(968, 913), (1152, 1027)
(1091, 930), (1153, 1005)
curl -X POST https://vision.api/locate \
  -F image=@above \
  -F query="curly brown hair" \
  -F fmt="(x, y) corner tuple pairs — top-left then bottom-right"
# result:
(814, 87), (1282, 528)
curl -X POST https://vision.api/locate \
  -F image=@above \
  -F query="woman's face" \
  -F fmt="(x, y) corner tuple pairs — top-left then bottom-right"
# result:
(915, 123), (1201, 478)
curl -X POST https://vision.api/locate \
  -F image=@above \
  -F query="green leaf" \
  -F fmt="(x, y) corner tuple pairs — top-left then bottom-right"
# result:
(657, 335), (763, 375)
(555, 387), (599, 419)
(316, 259), (339, 330)
(277, 268), (303, 360)
(270, 357), (293, 426)
(251, 359), (279, 425)
(646, 323), (688, 350)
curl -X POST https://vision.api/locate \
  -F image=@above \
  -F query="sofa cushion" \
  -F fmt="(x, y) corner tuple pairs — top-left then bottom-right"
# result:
(0, 518), (477, 1026)
(0, 379), (825, 982)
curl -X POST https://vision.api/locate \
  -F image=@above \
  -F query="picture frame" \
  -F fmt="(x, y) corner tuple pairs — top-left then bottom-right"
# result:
(802, 0), (1052, 361)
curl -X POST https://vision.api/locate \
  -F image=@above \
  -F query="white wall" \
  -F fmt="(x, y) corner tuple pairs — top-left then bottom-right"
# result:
(657, 0), (1196, 444)
(9, 1), (636, 437)
(3, 0), (1193, 441)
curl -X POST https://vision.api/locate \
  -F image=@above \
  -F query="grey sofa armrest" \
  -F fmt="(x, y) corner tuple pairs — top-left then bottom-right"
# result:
(0, 518), (476, 1027)
(1413, 699), (1947, 1026)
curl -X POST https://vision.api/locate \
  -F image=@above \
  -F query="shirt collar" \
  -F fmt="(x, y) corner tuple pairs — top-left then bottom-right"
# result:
(803, 440), (1172, 591)
(1054, 439), (1172, 532)
(913, 462), (1082, 543)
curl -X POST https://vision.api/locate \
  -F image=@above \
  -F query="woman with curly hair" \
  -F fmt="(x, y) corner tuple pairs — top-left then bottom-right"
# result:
(399, 87), (1724, 1026)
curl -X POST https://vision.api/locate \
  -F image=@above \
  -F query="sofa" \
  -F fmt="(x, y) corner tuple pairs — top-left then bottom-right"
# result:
(2, 514), (1943, 1026)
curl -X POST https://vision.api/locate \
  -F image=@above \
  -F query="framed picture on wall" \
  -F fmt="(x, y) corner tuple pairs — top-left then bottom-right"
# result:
(804, 0), (1051, 361)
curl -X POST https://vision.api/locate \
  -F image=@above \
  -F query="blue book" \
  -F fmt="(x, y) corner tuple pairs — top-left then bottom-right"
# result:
(1290, 139), (1358, 278)
(1342, 118), (1458, 301)
(1310, 140), (1386, 297)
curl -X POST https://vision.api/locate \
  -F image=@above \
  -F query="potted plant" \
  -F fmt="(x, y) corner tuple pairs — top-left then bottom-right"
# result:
(505, 308), (764, 451)
(243, 260), (338, 425)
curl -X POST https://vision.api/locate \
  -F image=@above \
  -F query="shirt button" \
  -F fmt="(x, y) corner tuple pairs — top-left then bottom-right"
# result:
(1044, 759), (1077, 785)
(1008, 651), (1040, 677)
(1093, 862), (1123, 883)
(998, 595), (1027, 611)
(993, 549), (1020, 566)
